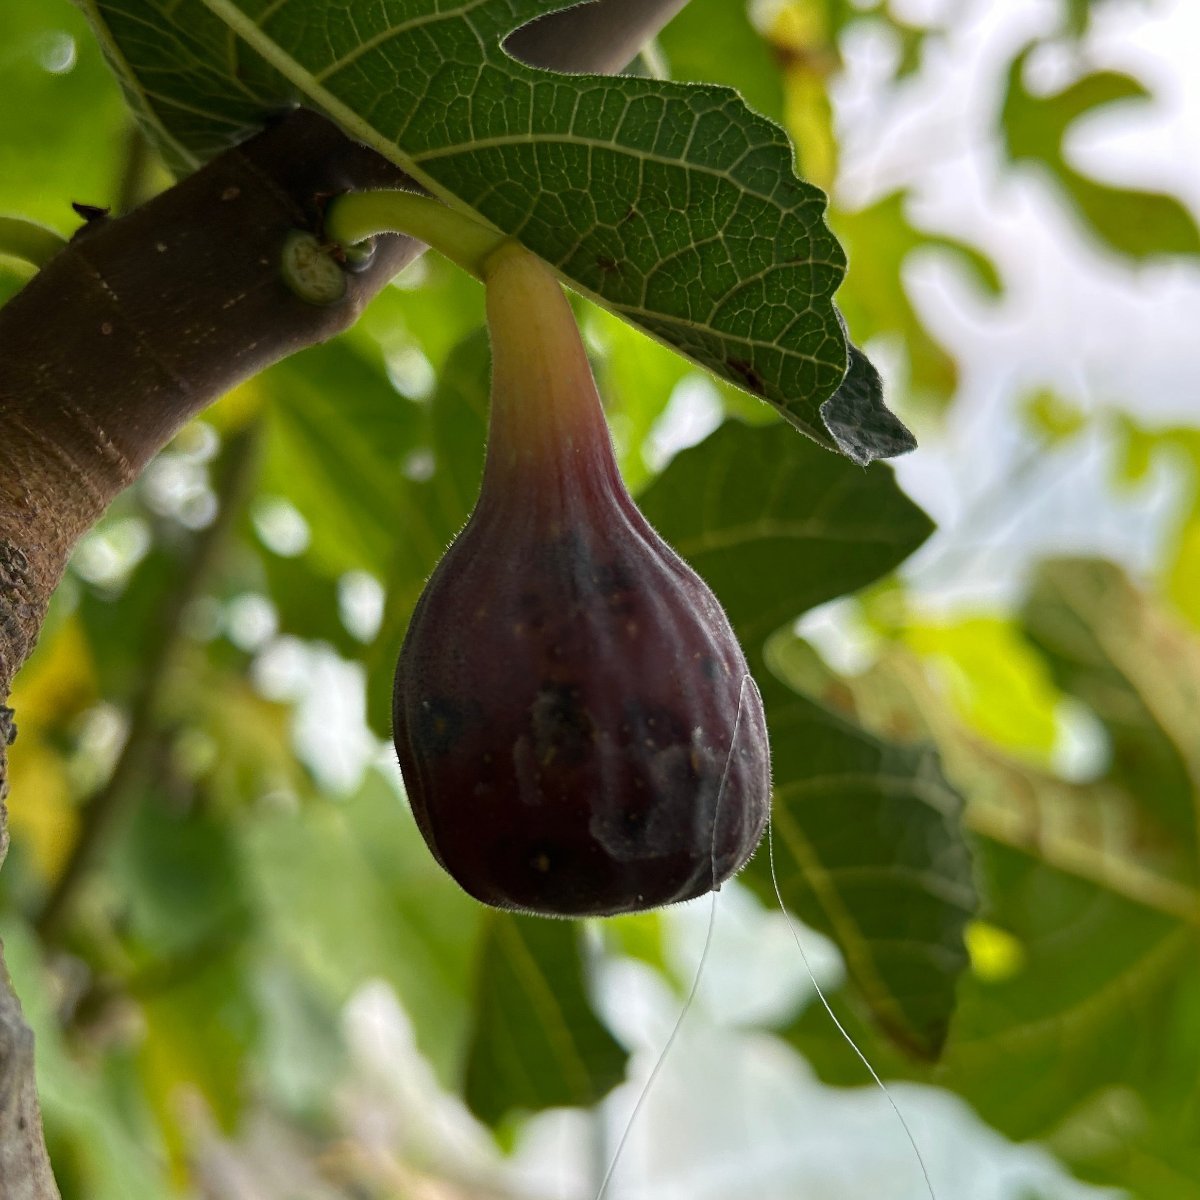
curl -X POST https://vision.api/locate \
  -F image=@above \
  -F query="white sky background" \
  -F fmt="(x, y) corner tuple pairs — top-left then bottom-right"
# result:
(270, 1), (1200, 1196)
(842, 0), (1200, 614)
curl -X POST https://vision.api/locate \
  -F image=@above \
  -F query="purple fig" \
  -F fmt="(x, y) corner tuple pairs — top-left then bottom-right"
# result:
(393, 244), (770, 917)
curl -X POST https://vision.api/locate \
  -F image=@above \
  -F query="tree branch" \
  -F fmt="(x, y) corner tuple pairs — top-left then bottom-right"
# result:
(0, 2), (692, 1193)
(0, 108), (418, 703)
(506, 0), (690, 73)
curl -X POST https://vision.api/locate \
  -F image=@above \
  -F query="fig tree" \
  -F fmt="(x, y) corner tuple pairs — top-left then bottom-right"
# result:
(393, 243), (770, 917)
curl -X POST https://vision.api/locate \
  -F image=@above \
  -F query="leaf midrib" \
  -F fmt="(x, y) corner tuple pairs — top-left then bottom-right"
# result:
(493, 918), (595, 1105)
(968, 795), (1200, 929)
(194, 0), (462, 204)
(771, 801), (923, 1045)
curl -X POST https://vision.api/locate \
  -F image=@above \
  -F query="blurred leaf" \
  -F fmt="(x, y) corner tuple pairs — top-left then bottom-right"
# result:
(0, 916), (168, 1200)
(251, 957), (346, 1119)
(5, 739), (75, 887)
(1001, 47), (1200, 260)
(0, 1), (129, 232)
(782, 629), (1200, 1198)
(1062, 0), (1153, 39)
(138, 945), (259, 1151)
(77, 538), (178, 699)
(1024, 389), (1087, 444)
(260, 340), (438, 581)
(81, 0), (917, 460)
(5, 615), (96, 730)
(1108, 423), (1200, 631)
(245, 771), (481, 1086)
(639, 418), (934, 646)
(904, 615), (1064, 763)
(601, 910), (670, 978)
(766, 2), (839, 192)
(256, 549), (363, 659)
(464, 913), (625, 1125)
(115, 789), (250, 956)
(1022, 557), (1200, 846)
(890, 18), (929, 82)
(1064, 0), (1092, 37)
(5, 617), (96, 883)
(356, 255), (487, 378)
(744, 662), (976, 1059)
(1167, 510), (1200, 633)
(833, 191), (1001, 410)
(170, 658), (308, 810)
(0, 261), (33, 308)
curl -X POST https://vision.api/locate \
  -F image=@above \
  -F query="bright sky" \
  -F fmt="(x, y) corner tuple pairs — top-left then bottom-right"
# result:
(839, 0), (1200, 615)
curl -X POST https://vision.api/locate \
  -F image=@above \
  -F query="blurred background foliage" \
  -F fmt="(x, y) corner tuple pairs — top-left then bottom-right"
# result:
(2, 0), (1199, 1196)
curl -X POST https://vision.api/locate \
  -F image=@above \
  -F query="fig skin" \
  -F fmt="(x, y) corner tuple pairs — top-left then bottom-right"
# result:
(393, 244), (770, 917)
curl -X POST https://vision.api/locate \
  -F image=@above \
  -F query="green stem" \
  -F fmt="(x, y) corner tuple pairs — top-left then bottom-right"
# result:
(0, 216), (67, 269)
(325, 189), (509, 279)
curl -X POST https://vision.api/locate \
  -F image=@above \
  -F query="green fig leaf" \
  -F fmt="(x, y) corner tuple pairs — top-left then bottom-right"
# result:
(746, 674), (975, 1060)
(1021, 556), (1200, 853)
(781, 630), (1200, 1197)
(464, 913), (626, 1125)
(79, 0), (913, 459)
(638, 419), (933, 644)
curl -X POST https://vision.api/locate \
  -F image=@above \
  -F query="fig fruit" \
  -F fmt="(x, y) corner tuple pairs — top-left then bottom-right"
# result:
(393, 243), (770, 917)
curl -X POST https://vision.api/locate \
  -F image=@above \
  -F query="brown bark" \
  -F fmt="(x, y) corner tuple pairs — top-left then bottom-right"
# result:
(0, 2), (690, 1194)
(0, 108), (419, 700)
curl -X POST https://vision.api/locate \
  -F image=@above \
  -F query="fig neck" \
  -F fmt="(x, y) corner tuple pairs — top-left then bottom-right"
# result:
(481, 243), (625, 506)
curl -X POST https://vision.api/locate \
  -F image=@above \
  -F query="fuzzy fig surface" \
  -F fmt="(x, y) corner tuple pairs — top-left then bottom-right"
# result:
(393, 245), (770, 917)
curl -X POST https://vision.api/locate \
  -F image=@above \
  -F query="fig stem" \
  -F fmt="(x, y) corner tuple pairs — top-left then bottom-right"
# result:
(0, 216), (68, 269)
(480, 240), (615, 481)
(324, 189), (508, 278)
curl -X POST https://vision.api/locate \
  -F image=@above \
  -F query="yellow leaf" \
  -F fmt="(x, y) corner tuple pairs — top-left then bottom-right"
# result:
(6, 741), (77, 883)
(966, 920), (1026, 984)
(6, 617), (95, 882)
(1166, 509), (1200, 631)
(905, 615), (1063, 761)
(8, 615), (95, 730)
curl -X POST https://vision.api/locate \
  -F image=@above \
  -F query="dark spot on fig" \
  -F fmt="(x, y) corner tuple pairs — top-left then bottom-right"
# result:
(591, 560), (637, 615)
(543, 530), (598, 604)
(699, 655), (720, 680)
(623, 701), (689, 752)
(530, 684), (594, 766)
(517, 590), (549, 631)
(727, 357), (766, 395)
(412, 697), (472, 756)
